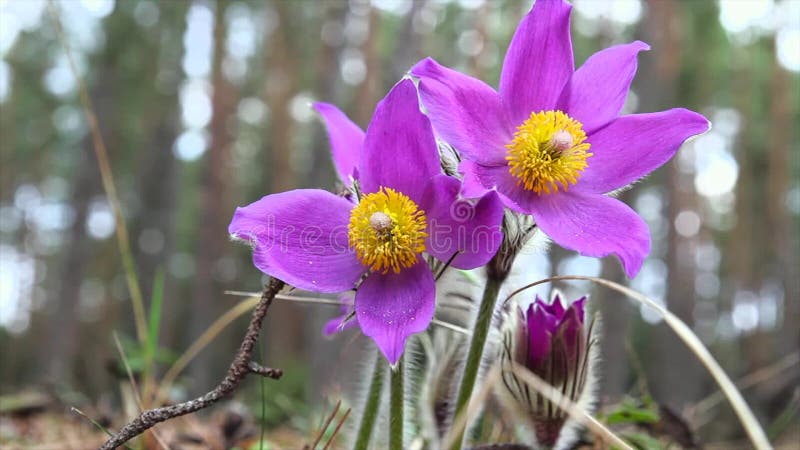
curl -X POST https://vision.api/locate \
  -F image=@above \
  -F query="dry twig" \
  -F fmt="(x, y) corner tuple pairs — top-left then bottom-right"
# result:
(97, 278), (285, 450)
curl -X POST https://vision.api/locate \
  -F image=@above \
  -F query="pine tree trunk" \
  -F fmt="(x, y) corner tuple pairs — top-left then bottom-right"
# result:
(190, 0), (237, 389)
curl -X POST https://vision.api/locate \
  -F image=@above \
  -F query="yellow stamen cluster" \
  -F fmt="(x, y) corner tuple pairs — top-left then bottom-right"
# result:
(506, 110), (592, 195)
(348, 187), (427, 274)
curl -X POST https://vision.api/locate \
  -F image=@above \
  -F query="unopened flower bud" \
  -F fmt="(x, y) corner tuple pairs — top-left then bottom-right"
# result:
(499, 293), (598, 449)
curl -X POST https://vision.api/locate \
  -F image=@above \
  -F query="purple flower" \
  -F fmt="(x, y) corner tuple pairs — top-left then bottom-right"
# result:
(228, 80), (504, 364)
(500, 294), (595, 447)
(410, 0), (710, 277)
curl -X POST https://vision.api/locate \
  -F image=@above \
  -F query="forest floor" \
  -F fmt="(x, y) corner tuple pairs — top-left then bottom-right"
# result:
(0, 398), (309, 450)
(2, 390), (798, 450)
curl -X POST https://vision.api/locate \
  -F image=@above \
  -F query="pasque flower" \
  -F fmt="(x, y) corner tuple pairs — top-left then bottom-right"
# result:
(411, 0), (710, 277)
(499, 294), (596, 448)
(229, 80), (504, 364)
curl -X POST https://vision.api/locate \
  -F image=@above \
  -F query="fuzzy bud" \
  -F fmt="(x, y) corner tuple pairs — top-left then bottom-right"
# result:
(499, 293), (597, 449)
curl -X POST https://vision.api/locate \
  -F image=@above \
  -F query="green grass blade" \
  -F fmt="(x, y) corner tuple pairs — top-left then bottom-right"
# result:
(144, 268), (165, 379)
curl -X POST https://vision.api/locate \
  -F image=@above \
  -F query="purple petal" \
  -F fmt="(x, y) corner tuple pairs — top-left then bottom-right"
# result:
(360, 79), (441, 204)
(529, 190), (650, 277)
(355, 258), (435, 364)
(543, 294), (566, 319)
(421, 175), (504, 269)
(570, 296), (587, 324)
(323, 313), (356, 336)
(229, 189), (364, 292)
(313, 102), (365, 183)
(526, 303), (555, 369)
(323, 293), (357, 336)
(459, 160), (531, 213)
(499, 0), (574, 125)
(412, 57), (511, 166)
(513, 308), (530, 364)
(528, 299), (560, 333)
(459, 160), (492, 198)
(577, 109), (710, 194)
(557, 303), (584, 361)
(557, 41), (650, 134)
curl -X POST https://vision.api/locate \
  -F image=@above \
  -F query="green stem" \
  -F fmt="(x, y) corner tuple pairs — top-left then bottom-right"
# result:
(389, 358), (404, 450)
(353, 353), (385, 450)
(450, 276), (502, 450)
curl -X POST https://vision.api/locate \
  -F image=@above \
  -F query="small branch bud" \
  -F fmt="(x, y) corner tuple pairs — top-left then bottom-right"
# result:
(248, 361), (283, 379)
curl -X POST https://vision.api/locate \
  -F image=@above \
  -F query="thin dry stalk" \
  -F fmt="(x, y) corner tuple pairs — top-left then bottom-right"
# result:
(692, 352), (800, 421)
(323, 406), (352, 450)
(112, 333), (145, 411)
(111, 334), (170, 450)
(311, 400), (342, 449)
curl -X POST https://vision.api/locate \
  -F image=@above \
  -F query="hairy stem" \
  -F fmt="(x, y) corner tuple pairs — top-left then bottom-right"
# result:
(451, 276), (502, 450)
(353, 353), (385, 450)
(390, 358), (404, 450)
(97, 278), (285, 450)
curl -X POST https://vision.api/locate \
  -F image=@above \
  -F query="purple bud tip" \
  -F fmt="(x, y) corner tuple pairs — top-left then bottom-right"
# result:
(520, 294), (588, 375)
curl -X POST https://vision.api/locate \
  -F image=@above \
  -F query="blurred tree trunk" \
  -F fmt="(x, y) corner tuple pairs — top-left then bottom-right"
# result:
(595, 211), (634, 402)
(310, 0), (347, 189)
(263, 0), (303, 363)
(766, 59), (799, 358)
(132, 8), (184, 349)
(744, 43), (780, 372)
(43, 131), (101, 384)
(727, 44), (763, 367)
(134, 118), (178, 313)
(40, 74), (112, 386)
(307, 0), (349, 404)
(639, 0), (703, 410)
(265, 0), (296, 194)
(467, 3), (489, 80)
(389, 0), (425, 84)
(355, 7), (382, 126)
(190, 0), (236, 389)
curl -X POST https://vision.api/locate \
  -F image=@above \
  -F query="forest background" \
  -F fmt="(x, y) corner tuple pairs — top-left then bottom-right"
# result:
(1, 0), (798, 447)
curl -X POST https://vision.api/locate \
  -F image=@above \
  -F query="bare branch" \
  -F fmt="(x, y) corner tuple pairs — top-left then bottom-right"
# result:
(98, 278), (285, 450)
(248, 361), (283, 379)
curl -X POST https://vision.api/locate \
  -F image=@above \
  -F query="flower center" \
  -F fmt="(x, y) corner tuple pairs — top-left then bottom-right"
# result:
(505, 110), (592, 195)
(348, 187), (427, 274)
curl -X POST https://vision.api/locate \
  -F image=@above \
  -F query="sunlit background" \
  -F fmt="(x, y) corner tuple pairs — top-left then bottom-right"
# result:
(1, 0), (798, 446)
